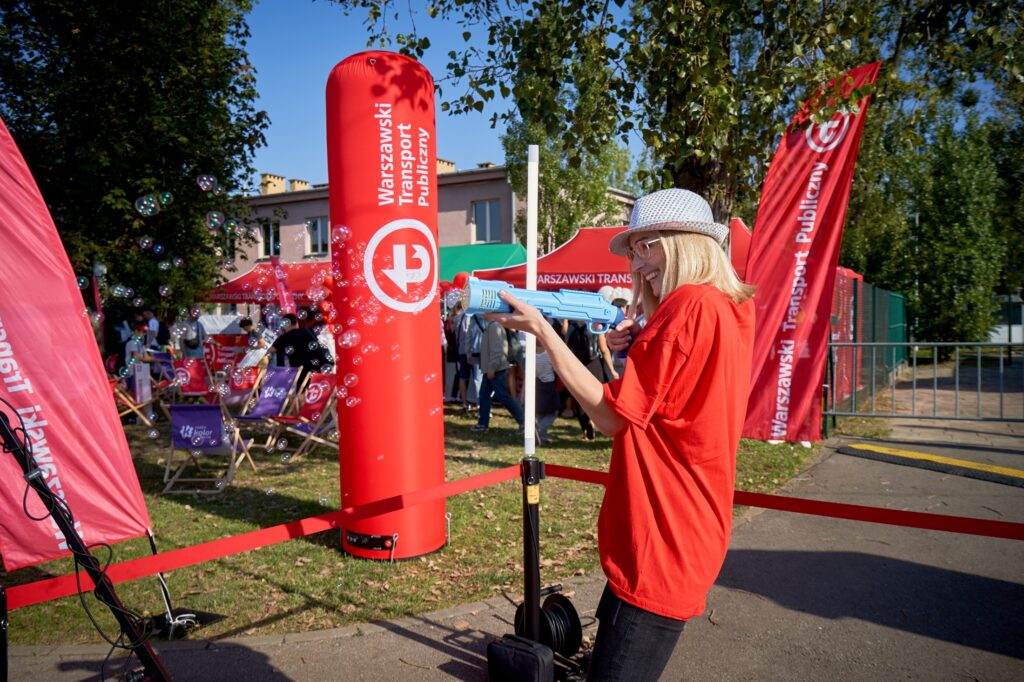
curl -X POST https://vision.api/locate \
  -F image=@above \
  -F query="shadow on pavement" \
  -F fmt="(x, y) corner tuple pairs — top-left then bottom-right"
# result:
(50, 642), (293, 681)
(718, 549), (1024, 660)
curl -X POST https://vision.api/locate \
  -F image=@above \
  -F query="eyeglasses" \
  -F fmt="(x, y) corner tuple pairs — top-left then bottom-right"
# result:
(628, 237), (662, 261)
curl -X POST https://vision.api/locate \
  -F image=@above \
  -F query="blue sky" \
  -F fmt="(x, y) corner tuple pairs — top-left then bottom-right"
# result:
(245, 0), (509, 186)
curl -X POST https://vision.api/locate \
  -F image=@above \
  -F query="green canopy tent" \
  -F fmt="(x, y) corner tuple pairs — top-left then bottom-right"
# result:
(439, 243), (526, 283)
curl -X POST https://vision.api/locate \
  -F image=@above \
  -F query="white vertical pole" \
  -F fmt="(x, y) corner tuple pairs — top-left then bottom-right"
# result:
(523, 145), (539, 454)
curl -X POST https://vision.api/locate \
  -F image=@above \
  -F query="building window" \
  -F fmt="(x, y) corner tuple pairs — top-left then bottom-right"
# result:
(473, 199), (502, 243)
(260, 221), (280, 257)
(306, 216), (329, 255)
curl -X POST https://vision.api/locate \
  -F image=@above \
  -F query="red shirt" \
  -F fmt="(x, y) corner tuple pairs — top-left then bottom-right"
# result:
(600, 284), (754, 620)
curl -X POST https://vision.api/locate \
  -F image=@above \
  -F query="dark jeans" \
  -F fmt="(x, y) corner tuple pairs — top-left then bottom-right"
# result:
(477, 368), (524, 427)
(587, 584), (686, 681)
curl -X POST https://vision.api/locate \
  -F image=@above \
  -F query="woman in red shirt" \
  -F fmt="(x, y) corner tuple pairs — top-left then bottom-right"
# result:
(487, 188), (756, 680)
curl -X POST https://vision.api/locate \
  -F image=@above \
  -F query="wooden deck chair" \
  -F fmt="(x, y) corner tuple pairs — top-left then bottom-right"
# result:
(168, 357), (220, 402)
(148, 350), (176, 383)
(268, 373), (338, 459)
(233, 366), (302, 447)
(110, 377), (157, 427)
(163, 403), (255, 494)
(222, 364), (263, 412)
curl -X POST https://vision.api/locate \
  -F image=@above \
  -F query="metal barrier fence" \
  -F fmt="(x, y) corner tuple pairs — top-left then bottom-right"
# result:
(824, 342), (1024, 422)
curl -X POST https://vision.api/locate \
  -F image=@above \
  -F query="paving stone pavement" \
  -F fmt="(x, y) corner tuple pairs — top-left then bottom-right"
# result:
(8, 417), (1024, 681)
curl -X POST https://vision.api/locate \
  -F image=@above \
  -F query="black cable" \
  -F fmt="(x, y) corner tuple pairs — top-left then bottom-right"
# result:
(0, 396), (157, 674)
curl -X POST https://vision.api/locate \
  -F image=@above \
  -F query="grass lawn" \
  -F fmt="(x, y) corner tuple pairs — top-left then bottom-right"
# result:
(3, 404), (834, 645)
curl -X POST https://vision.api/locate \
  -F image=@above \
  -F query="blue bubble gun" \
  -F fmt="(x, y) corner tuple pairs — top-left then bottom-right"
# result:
(462, 277), (624, 334)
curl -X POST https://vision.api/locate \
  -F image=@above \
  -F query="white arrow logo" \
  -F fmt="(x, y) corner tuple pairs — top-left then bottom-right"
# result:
(365, 218), (438, 313)
(382, 244), (430, 292)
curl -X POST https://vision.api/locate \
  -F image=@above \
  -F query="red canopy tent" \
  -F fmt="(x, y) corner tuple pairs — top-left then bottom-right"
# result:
(473, 226), (632, 292)
(207, 261), (332, 305)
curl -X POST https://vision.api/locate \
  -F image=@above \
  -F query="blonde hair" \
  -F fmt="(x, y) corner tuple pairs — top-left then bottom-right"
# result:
(630, 231), (756, 317)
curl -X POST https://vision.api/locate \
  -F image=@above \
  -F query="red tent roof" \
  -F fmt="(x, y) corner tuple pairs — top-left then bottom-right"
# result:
(473, 226), (632, 292)
(207, 261), (331, 305)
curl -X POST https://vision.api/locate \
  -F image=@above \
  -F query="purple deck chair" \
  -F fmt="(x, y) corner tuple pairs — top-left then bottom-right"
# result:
(234, 366), (301, 448)
(163, 403), (254, 494)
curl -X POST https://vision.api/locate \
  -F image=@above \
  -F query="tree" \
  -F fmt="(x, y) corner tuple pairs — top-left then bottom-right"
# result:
(501, 31), (632, 252)
(503, 119), (631, 253)
(333, 0), (1019, 221)
(0, 0), (268, 321)
(909, 114), (1004, 342)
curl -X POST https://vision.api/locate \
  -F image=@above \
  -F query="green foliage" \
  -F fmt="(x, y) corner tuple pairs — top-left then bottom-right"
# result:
(331, 0), (1019, 223)
(502, 44), (633, 253)
(0, 0), (268, 318)
(910, 114), (1005, 341)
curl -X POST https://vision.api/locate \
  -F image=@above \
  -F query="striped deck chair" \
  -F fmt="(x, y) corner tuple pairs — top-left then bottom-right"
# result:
(163, 403), (255, 494)
(222, 365), (262, 412)
(268, 373), (338, 460)
(233, 366), (301, 447)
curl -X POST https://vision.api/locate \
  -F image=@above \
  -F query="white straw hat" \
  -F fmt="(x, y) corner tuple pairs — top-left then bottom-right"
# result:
(609, 188), (728, 256)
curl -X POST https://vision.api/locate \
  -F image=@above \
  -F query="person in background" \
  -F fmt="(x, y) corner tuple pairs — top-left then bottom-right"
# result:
(179, 310), (207, 360)
(462, 311), (485, 411)
(444, 301), (464, 403)
(534, 340), (561, 445)
(470, 318), (524, 433)
(483, 188), (756, 680)
(238, 317), (265, 348)
(270, 313), (329, 381)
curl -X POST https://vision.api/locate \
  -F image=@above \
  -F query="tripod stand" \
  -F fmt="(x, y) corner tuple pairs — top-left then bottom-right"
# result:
(0, 407), (169, 681)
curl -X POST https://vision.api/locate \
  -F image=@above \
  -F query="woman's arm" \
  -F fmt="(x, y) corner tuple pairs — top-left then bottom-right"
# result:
(486, 291), (626, 436)
(596, 333), (618, 381)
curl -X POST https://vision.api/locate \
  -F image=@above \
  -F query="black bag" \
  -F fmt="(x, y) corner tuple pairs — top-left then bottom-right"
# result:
(505, 328), (523, 365)
(567, 322), (595, 364)
(487, 634), (554, 682)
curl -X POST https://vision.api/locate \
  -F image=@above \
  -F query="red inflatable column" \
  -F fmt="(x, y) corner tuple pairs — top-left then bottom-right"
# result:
(326, 51), (445, 559)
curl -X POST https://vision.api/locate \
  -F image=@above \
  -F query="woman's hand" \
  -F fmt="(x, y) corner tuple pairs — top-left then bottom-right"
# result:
(483, 290), (548, 337)
(605, 318), (637, 353)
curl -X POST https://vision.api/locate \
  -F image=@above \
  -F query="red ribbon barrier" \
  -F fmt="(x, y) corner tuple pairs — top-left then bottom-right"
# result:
(8, 463), (1023, 610)
(7, 465), (519, 610)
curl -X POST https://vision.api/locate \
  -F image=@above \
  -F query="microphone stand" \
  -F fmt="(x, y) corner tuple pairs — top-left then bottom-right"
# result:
(0, 411), (169, 681)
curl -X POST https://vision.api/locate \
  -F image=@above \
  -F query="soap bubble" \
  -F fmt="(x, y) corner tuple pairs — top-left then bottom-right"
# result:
(159, 285), (172, 297)
(196, 174), (217, 192)
(172, 257), (184, 267)
(134, 194), (160, 217)
(147, 429), (159, 439)
(338, 329), (361, 349)
(276, 438), (288, 450)
(343, 373), (358, 388)
(138, 235), (153, 250)
(157, 260), (171, 271)
(331, 224), (351, 243)
(345, 396), (361, 408)
(205, 211), (225, 230)
(132, 297), (144, 307)
(77, 276), (89, 288)
(280, 453), (292, 463)
(92, 262), (107, 278)
(319, 496), (329, 506)
(153, 243), (165, 254)
(158, 191), (174, 206)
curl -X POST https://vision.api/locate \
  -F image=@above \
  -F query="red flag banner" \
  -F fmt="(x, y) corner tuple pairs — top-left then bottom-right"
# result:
(268, 255), (297, 315)
(0, 117), (151, 570)
(743, 62), (881, 442)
